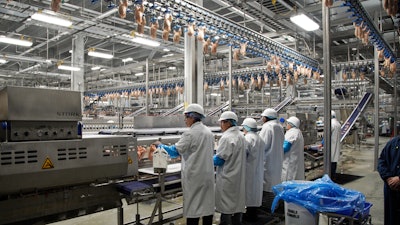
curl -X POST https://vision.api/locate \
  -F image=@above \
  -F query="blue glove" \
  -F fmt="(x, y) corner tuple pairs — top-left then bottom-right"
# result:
(213, 155), (225, 166)
(159, 144), (180, 159)
(283, 140), (292, 153)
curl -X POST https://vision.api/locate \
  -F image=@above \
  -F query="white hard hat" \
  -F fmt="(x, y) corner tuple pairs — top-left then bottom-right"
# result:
(184, 103), (205, 117)
(241, 118), (257, 129)
(218, 111), (238, 122)
(287, 116), (300, 128)
(331, 110), (336, 118)
(261, 108), (277, 119)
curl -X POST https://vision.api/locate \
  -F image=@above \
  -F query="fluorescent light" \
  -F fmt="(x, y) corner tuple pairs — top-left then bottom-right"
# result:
(100, 68), (106, 72)
(163, 48), (170, 52)
(162, 53), (174, 58)
(31, 12), (72, 27)
(91, 66), (101, 71)
(58, 65), (81, 71)
(290, 14), (319, 31)
(122, 57), (133, 63)
(0, 36), (33, 47)
(135, 72), (144, 76)
(131, 37), (160, 47)
(168, 66), (176, 70)
(0, 59), (7, 64)
(88, 51), (114, 59)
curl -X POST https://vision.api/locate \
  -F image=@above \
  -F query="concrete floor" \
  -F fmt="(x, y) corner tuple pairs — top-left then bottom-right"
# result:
(49, 136), (388, 225)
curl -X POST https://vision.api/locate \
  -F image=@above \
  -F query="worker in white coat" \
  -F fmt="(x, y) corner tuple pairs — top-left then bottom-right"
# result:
(259, 108), (284, 212)
(281, 116), (305, 181)
(320, 110), (342, 179)
(154, 104), (215, 225)
(330, 110), (342, 179)
(214, 111), (246, 225)
(241, 118), (265, 222)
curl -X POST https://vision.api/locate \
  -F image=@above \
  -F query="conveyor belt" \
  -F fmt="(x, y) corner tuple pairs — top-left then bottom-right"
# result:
(116, 174), (181, 196)
(340, 92), (372, 143)
(161, 103), (185, 116)
(274, 97), (295, 113)
(207, 101), (230, 117)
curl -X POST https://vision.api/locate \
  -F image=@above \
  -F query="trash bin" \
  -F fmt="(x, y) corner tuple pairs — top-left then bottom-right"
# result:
(284, 202), (316, 225)
(272, 175), (366, 217)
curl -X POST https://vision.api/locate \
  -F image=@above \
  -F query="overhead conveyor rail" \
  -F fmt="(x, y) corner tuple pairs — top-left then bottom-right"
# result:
(84, 0), (319, 97)
(207, 101), (230, 117)
(274, 97), (295, 113)
(161, 103), (184, 116)
(340, 92), (373, 143)
(343, 0), (395, 60)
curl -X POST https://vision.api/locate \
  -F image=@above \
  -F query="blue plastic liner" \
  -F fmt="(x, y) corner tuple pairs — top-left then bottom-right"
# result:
(271, 175), (367, 216)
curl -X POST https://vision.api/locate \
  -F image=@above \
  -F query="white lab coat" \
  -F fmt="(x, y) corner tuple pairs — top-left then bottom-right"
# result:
(282, 127), (305, 181)
(244, 131), (265, 207)
(215, 126), (247, 214)
(175, 122), (215, 218)
(259, 120), (284, 192)
(331, 118), (341, 163)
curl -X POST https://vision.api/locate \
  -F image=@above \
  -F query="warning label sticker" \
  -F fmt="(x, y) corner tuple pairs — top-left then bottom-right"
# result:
(128, 156), (133, 164)
(42, 157), (54, 169)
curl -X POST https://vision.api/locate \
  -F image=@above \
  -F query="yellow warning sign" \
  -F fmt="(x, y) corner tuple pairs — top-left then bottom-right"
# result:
(42, 157), (54, 169)
(128, 156), (133, 164)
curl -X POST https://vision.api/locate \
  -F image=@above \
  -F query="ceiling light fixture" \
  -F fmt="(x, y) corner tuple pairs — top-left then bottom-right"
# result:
(135, 72), (144, 76)
(0, 36), (33, 47)
(0, 59), (7, 64)
(131, 36), (160, 47)
(122, 57), (133, 63)
(58, 65), (81, 71)
(31, 11), (73, 27)
(290, 14), (319, 31)
(88, 50), (114, 59)
(91, 66), (101, 71)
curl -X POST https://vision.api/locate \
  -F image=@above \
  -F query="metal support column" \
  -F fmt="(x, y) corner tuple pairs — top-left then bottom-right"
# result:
(322, 2), (332, 177)
(184, 31), (196, 106)
(146, 58), (150, 115)
(373, 46), (380, 171)
(228, 45), (232, 111)
(71, 34), (85, 110)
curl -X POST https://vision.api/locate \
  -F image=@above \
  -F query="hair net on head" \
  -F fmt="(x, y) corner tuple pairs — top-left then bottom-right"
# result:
(185, 112), (203, 121)
(227, 119), (237, 126)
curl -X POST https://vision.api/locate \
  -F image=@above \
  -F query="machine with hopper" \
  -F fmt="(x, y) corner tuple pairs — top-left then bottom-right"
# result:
(0, 86), (138, 225)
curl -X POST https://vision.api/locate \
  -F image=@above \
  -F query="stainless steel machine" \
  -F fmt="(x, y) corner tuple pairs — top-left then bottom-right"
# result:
(0, 86), (138, 224)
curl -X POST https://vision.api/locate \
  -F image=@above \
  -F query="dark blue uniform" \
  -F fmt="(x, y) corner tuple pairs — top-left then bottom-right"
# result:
(378, 136), (400, 225)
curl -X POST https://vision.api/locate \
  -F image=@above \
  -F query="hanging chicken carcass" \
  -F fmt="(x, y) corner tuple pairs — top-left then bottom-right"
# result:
(211, 40), (218, 55)
(173, 26), (182, 43)
(118, 0), (128, 19)
(150, 17), (159, 39)
(203, 37), (211, 54)
(51, 0), (62, 12)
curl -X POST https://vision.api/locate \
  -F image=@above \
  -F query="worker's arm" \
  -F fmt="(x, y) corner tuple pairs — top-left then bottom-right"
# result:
(213, 155), (225, 166)
(283, 140), (292, 153)
(158, 144), (180, 158)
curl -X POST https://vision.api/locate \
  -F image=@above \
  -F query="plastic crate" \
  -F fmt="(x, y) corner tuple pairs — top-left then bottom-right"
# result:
(358, 202), (372, 220)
